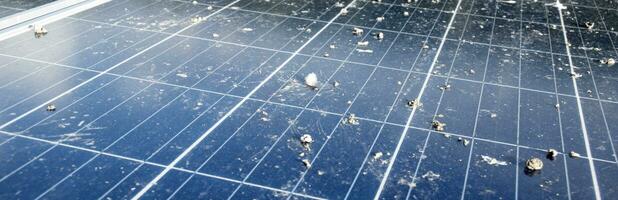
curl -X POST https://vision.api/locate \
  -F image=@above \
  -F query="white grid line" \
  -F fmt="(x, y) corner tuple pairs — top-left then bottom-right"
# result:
(543, 2), (573, 199)
(554, 0), (602, 199)
(514, 0), (523, 198)
(374, 0), (464, 198)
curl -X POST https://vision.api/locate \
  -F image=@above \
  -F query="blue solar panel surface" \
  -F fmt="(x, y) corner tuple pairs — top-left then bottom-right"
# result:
(0, 0), (617, 199)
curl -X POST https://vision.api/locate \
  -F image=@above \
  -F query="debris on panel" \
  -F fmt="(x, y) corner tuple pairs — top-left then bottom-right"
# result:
(422, 42), (430, 49)
(176, 73), (188, 78)
(191, 15), (205, 23)
(302, 159), (311, 168)
(343, 113), (360, 125)
(207, 6), (213, 10)
(497, 0), (517, 4)
(257, 109), (270, 121)
(357, 41), (369, 46)
(352, 27), (364, 36)
(356, 49), (373, 53)
(407, 99), (421, 109)
(373, 152), (383, 160)
(490, 113), (497, 118)
(241, 27), (254, 32)
(398, 178), (417, 189)
(375, 32), (384, 40)
(323, 52), (330, 57)
(569, 151), (580, 158)
(192, 0), (198, 5)
(333, 81), (340, 87)
(299, 152), (305, 157)
(525, 158), (544, 171)
(341, 8), (349, 16)
(300, 134), (314, 150)
(376, 16), (385, 22)
(317, 170), (326, 175)
(46, 104), (56, 112)
(439, 84), (451, 91)
(212, 33), (220, 38)
(335, 2), (345, 7)
(546, 1), (567, 10)
(481, 155), (508, 166)
(421, 171), (440, 181)
(584, 21), (595, 30)
(304, 73), (319, 89)
(403, 11), (410, 17)
(569, 71), (582, 78)
(600, 58), (616, 65)
(554, 104), (560, 109)
(547, 149), (559, 160)
(33, 24), (48, 38)
(431, 120), (446, 131)
(329, 44), (336, 49)
(458, 137), (470, 146)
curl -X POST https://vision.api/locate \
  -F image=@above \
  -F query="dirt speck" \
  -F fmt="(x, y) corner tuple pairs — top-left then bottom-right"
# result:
(407, 99), (421, 109)
(421, 171), (440, 181)
(481, 155), (508, 166)
(525, 158), (543, 171)
(352, 27), (364, 36)
(458, 137), (470, 146)
(373, 152), (383, 160)
(376, 32), (384, 40)
(302, 159), (311, 168)
(432, 120), (446, 132)
(343, 113), (360, 125)
(46, 104), (56, 112)
(584, 21), (595, 30)
(601, 58), (616, 65)
(357, 41), (369, 46)
(33, 24), (48, 38)
(304, 73), (319, 89)
(547, 149), (558, 160)
(569, 151), (580, 158)
(300, 134), (314, 150)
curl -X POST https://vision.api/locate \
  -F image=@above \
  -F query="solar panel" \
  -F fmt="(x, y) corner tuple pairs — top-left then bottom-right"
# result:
(0, 0), (617, 199)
